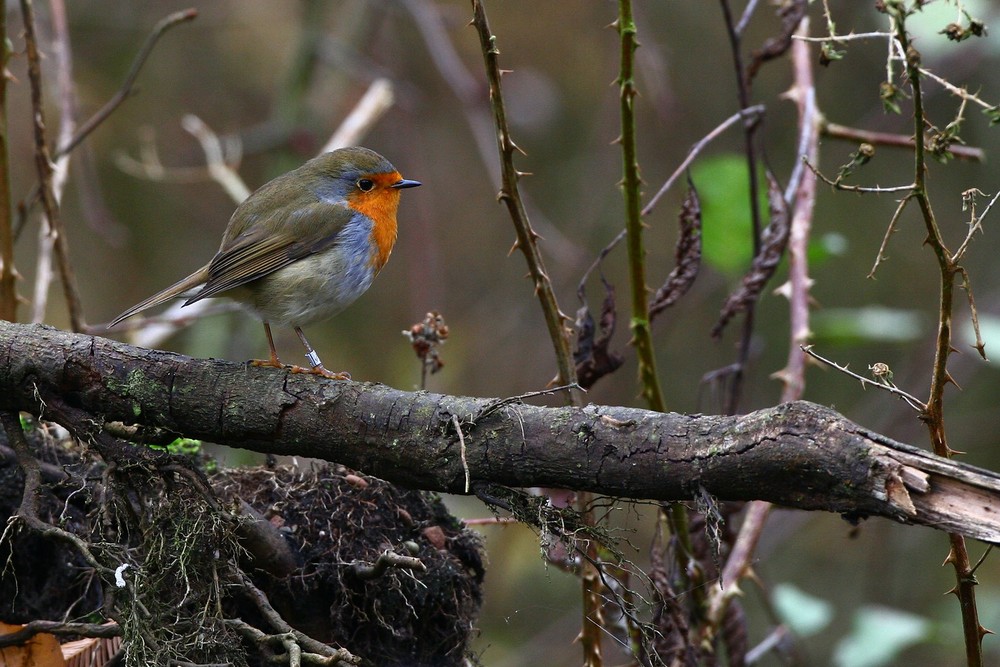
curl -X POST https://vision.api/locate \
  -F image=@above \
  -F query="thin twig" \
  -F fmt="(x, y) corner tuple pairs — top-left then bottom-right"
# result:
(823, 122), (984, 162)
(803, 158), (914, 193)
(583, 104), (764, 292)
(642, 105), (765, 218)
(320, 77), (395, 154)
(475, 383), (582, 421)
(15, 9), (197, 244)
(21, 0), (86, 331)
(800, 345), (925, 411)
(792, 31), (891, 43)
(182, 115), (251, 203)
(58, 9), (199, 158)
(868, 194), (913, 278)
(734, 0), (761, 37)
(451, 414), (470, 494)
(955, 187), (999, 261)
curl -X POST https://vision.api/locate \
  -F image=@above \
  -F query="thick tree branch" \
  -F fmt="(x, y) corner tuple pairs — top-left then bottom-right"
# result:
(2, 322), (999, 542)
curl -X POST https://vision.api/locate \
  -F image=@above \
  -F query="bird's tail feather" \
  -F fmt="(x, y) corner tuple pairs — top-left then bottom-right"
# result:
(107, 266), (210, 328)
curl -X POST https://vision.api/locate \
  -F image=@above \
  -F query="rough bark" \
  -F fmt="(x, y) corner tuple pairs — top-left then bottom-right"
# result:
(3, 321), (999, 542)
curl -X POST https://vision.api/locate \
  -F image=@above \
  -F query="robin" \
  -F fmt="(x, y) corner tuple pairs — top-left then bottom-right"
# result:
(108, 146), (421, 379)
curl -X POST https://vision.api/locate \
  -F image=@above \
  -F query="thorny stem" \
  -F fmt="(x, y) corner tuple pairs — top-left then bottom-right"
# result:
(707, 17), (820, 649)
(469, 0), (577, 396)
(893, 9), (984, 665)
(470, 3), (600, 665)
(780, 18), (820, 406)
(616, 0), (701, 642)
(616, 0), (665, 415)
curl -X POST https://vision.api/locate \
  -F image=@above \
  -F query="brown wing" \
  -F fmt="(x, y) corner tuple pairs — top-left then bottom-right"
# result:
(184, 200), (353, 305)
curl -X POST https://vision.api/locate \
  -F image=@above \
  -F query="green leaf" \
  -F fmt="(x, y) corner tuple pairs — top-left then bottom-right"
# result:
(150, 437), (203, 456)
(807, 232), (849, 266)
(813, 306), (925, 345)
(690, 155), (767, 277)
(834, 606), (931, 667)
(773, 583), (834, 637)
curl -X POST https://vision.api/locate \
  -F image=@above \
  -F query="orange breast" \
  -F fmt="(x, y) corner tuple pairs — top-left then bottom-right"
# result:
(347, 171), (402, 272)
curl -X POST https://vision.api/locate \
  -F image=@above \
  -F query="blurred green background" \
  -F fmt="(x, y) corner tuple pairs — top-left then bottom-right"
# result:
(7, 1), (1000, 664)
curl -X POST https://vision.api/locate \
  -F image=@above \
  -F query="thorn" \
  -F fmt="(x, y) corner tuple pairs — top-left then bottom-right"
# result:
(781, 85), (802, 104)
(980, 625), (994, 639)
(607, 19), (619, 30)
(610, 135), (623, 146)
(942, 548), (958, 566)
(944, 370), (963, 390)
(944, 585), (959, 597)
(769, 368), (793, 384)
(508, 239), (520, 256)
(515, 170), (533, 178)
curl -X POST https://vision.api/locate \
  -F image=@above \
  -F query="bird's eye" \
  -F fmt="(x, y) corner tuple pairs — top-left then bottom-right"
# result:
(357, 178), (375, 192)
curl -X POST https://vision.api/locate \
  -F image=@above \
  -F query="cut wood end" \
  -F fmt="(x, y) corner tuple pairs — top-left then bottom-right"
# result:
(885, 470), (917, 516)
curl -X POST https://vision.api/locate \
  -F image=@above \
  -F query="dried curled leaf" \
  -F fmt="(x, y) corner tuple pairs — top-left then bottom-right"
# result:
(573, 280), (624, 390)
(650, 181), (702, 319)
(746, 0), (808, 82)
(712, 171), (790, 338)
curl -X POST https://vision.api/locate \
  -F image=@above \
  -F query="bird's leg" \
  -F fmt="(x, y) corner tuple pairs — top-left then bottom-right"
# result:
(250, 322), (284, 368)
(292, 327), (351, 380)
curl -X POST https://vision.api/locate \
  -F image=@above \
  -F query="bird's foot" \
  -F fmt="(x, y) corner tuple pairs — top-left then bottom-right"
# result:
(250, 358), (350, 380)
(250, 356), (284, 370)
(290, 364), (352, 381)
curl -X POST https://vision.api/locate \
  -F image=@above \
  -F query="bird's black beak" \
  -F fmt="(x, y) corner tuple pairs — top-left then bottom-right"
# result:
(391, 178), (422, 189)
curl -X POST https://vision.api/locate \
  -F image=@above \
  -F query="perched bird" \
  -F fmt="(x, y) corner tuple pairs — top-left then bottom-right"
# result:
(108, 146), (420, 379)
